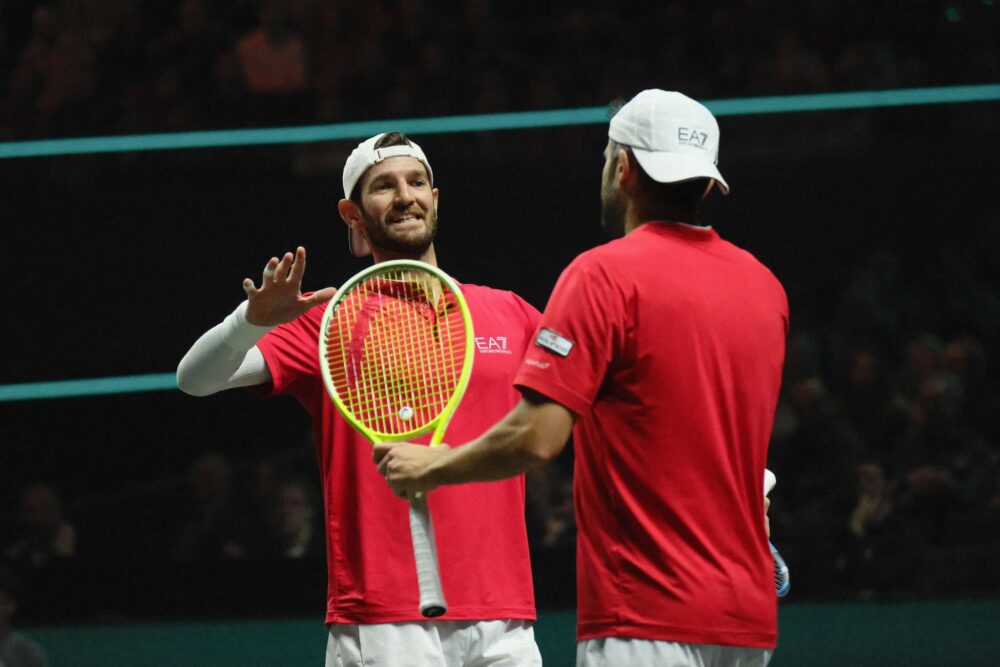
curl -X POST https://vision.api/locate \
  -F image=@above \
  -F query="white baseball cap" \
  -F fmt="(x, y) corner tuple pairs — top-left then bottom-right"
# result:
(342, 133), (434, 256)
(342, 133), (434, 199)
(608, 89), (729, 195)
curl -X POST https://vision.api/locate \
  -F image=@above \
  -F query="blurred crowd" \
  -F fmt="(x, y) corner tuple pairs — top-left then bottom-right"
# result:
(1, 451), (326, 567)
(0, 445), (329, 624)
(1, 0), (998, 139)
(769, 249), (1000, 600)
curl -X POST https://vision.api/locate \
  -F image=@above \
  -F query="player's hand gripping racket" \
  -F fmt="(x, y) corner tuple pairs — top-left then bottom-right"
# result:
(318, 260), (474, 618)
(764, 469), (791, 598)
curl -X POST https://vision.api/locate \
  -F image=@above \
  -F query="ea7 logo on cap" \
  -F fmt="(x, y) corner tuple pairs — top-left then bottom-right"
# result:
(678, 127), (709, 148)
(535, 328), (574, 357)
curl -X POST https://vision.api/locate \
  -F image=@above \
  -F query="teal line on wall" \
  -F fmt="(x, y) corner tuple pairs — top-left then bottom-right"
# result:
(1, 84), (997, 159)
(3, 82), (999, 400)
(0, 373), (177, 402)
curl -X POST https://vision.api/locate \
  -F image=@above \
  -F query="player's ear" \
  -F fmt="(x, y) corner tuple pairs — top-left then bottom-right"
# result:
(338, 199), (372, 258)
(617, 149), (639, 191)
(338, 198), (360, 225)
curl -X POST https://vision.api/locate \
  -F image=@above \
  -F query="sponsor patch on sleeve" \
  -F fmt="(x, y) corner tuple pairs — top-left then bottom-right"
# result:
(535, 327), (574, 357)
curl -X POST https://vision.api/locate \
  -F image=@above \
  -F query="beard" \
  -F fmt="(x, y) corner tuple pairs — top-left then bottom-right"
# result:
(600, 174), (627, 237)
(360, 205), (438, 256)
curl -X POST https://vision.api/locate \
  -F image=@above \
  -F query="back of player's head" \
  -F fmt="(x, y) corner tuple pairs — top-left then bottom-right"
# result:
(609, 89), (728, 195)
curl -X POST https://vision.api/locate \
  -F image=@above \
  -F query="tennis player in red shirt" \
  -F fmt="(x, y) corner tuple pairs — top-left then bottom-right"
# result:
(178, 132), (542, 666)
(376, 90), (788, 667)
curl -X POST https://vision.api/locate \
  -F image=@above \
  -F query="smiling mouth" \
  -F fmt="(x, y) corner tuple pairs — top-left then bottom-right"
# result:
(389, 214), (422, 224)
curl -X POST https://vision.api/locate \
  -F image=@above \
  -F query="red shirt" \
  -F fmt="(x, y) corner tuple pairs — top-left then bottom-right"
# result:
(258, 283), (541, 624)
(516, 223), (787, 648)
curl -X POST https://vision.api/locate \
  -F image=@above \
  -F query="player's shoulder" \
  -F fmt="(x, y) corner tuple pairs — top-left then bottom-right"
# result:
(719, 238), (786, 291)
(573, 231), (649, 267)
(559, 239), (629, 283)
(460, 282), (528, 304)
(459, 283), (541, 320)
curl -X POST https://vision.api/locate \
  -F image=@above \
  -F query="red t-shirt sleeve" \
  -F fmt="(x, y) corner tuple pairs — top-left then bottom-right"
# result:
(255, 305), (324, 399)
(515, 254), (627, 416)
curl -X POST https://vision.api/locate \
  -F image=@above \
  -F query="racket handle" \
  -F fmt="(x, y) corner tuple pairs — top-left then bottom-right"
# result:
(409, 496), (447, 618)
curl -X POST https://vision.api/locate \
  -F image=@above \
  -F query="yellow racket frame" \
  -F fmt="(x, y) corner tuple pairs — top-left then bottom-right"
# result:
(318, 259), (475, 445)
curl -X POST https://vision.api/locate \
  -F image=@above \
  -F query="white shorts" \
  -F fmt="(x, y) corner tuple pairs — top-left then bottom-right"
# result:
(326, 619), (542, 667)
(577, 637), (772, 667)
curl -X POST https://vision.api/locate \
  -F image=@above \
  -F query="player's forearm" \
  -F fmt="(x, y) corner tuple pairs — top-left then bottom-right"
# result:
(176, 301), (274, 396)
(431, 398), (573, 485)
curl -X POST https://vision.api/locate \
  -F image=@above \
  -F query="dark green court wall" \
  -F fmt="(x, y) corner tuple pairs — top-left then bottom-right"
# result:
(23, 600), (1000, 667)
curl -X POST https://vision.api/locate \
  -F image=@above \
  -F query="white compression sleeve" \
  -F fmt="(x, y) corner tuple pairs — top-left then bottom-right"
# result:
(176, 301), (276, 396)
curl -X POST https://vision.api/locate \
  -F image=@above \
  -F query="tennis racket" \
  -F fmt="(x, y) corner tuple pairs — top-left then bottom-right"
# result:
(318, 259), (475, 618)
(764, 469), (791, 597)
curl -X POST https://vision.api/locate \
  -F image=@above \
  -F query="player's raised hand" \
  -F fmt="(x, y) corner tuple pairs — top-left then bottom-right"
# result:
(243, 246), (337, 325)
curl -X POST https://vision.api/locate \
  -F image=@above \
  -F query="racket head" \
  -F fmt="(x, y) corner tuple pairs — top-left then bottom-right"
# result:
(763, 470), (789, 596)
(318, 259), (475, 444)
(770, 541), (791, 597)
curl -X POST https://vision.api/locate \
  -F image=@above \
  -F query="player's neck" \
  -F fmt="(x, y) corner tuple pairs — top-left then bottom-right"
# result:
(623, 204), (644, 235)
(625, 204), (699, 234)
(372, 245), (438, 266)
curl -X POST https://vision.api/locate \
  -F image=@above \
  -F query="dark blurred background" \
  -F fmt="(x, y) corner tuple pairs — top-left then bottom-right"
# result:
(2, 0), (999, 634)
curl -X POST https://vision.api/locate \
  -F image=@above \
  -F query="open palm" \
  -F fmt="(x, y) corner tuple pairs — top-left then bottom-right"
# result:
(243, 246), (337, 326)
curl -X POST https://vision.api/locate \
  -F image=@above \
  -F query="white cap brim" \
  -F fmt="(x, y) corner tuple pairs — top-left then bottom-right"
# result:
(630, 148), (730, 195)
